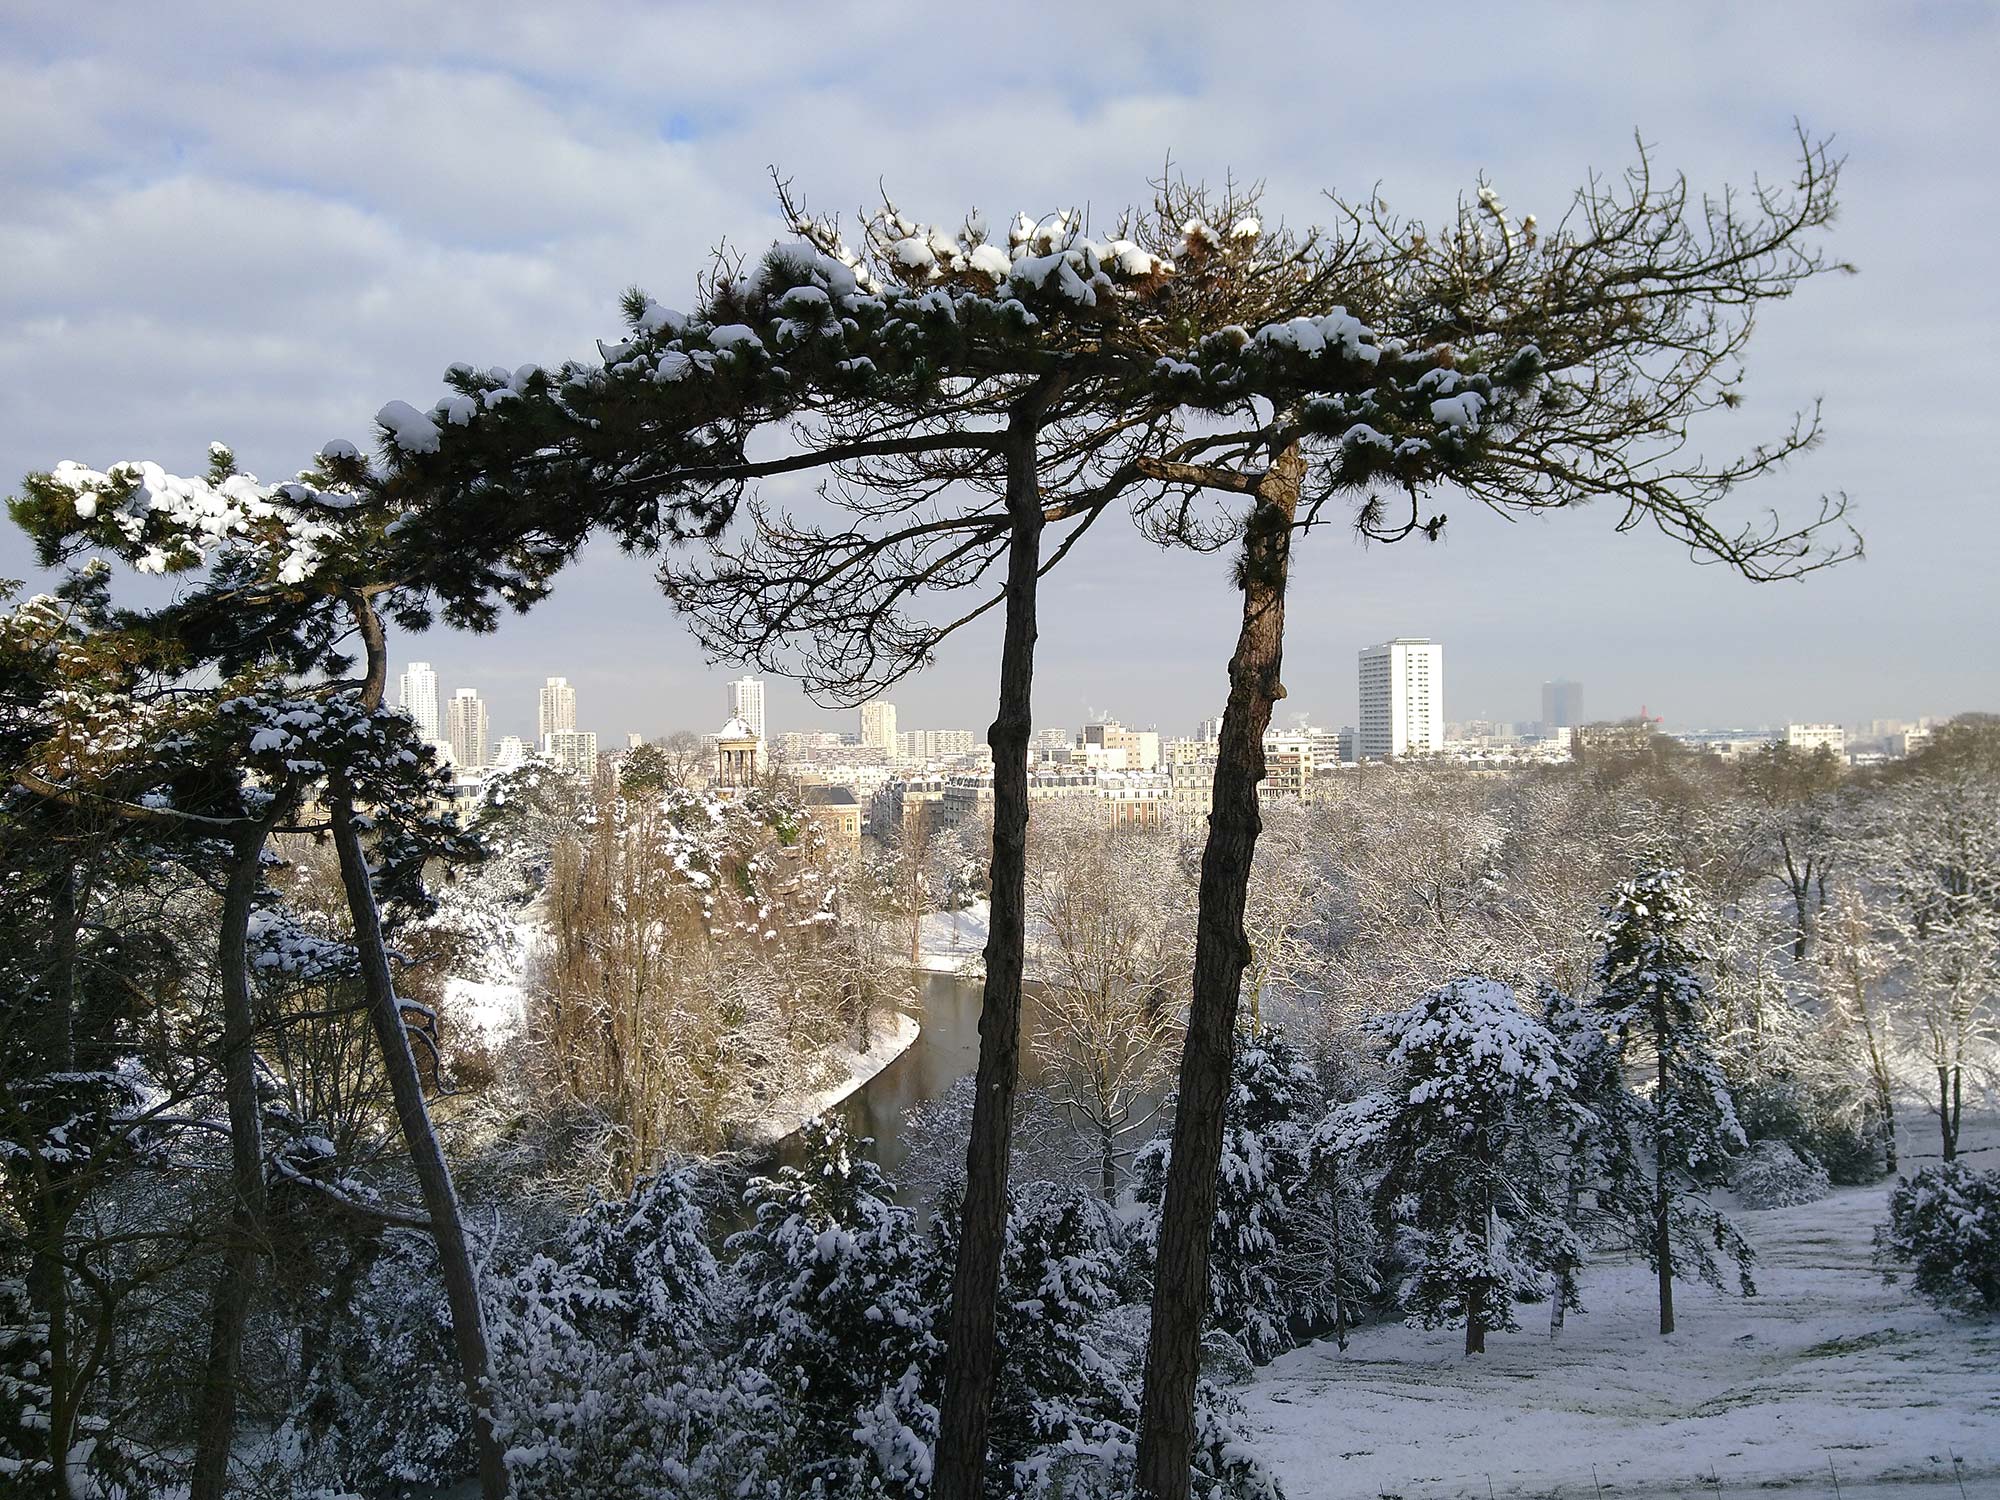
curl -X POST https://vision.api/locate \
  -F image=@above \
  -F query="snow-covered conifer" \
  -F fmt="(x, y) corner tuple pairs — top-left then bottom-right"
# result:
(728, 1116), (942, 1496)
(1875, 1162), (2000, 1315)
(1137, 1027), (1327, 1363)
(1328, 977), (1581, 1354)
(1594, 867), (1755, 1334)
(492, 1169), (774, 1499)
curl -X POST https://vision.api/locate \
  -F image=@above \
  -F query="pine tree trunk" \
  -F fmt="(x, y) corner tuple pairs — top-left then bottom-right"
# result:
(1467, 1196), (1491, 1356)
(333, 590), (508, 1499)
(1135, 447), (1302, 1500)
(1655, 1006), (1675, 1337)
(190, 826), (273, 1500)
(329, 790), (506, 1499)
(931, 402), (1049, 1500)
(1551, 1171), (1580, 1340)
(29, 870), (83, 1491)
(1944, 1064), (1961, 1162)
(25, 1195), (74, 1498)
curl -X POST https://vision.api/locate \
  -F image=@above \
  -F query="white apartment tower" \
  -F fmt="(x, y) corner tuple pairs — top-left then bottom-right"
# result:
(1786, 723), (1847, 757)
(538, 677), (576, 749)
(1358, 638), (1443, 759)
(446, 688), (489, 770)
(548, 730), (599, 778)
(859, 700), (898, 756)
(397, 661), (440, 742)
(728, 676), (767, 743)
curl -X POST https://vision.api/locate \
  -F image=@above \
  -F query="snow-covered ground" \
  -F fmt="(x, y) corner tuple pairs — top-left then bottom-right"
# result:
(1241, 1171), (2000, 1498)
(918, 899), (991, 974)
(439, 909), (540, 1044)
(739, 1010), (923, 1146)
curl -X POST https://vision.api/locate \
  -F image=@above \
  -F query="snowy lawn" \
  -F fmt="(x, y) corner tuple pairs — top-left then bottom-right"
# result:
(1239, 1178), (2000, 1498)
(919, 899), (991, 974)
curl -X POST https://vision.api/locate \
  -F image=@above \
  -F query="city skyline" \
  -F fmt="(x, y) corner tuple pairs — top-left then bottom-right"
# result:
(397, 649), (1938, 754)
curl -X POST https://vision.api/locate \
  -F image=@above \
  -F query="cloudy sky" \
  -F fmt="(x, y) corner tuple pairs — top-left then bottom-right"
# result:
(4, 3), (1995, 744)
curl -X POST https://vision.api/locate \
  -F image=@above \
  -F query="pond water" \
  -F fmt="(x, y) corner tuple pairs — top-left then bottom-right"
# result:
(771, 967), (1170, 1192)
(825, 970), (993, 1182)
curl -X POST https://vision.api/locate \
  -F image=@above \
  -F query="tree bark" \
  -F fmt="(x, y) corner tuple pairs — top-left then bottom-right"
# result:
(1466, 1195), (1491, 1355)
(328, 791), (506, 1499)
(931, 397), (1051, 1500)
(1879, 1085), (1898, 1175)
(190, 825), (274, 1500)
(1551, 1170), (1581, 1340)
(27, 868), (84, 1492)
(331, 590), (508, 1499)
(1656, 1006), (1675, 1337)
(1939, 1064), (1959, 1162)
(1135, 446), (1302, 1500)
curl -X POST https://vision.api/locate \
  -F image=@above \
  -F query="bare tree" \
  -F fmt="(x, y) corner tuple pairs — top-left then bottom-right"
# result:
(1740, 742), (1845, 962)
(1818, 887), (1901, 1173)
(1026, 803), (1191, 1196)
(1860, 761), (2000, 1161)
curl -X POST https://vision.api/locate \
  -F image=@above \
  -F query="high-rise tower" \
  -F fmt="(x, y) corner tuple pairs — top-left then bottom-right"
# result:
(539, 677), (576, 750)
(728, 676), (767, 743)
(446, 687), (489, 770)
(1541, 679), (1584, 731)
(1357, 638), (1443, 759)
(397, 661), (439, 742)
(859, 700), (898, 756)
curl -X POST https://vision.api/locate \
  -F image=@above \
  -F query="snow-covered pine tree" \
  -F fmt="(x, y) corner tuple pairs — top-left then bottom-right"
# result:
(1136, 1026), (1328, 1364)
(1593, 867), (1755, 1335)
(1293, 1131), (1384, 1353)
(273, 1231), (478, 1495)
(323, 136), (1853, 1498)
(727, 1116), (942, 1496)
(492, 1168), (776, 1499)
(1538, 982), (1648, 1338)
(0, 573), (268, 1498)
(988, 1181), (1129, 1478)
(1875, 1161), (2000, 1315)
(13, 446), (511, 1497)
(1328, 977), (1580, 1354)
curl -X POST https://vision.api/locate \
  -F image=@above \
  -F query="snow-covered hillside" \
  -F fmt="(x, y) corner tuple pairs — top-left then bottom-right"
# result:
(1241, 1169), (2000, 1498)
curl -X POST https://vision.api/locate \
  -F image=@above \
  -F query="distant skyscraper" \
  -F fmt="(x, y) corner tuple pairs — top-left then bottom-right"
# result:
(539, 677), (576, 749)
(446, 688), (488, 770)
(548, 730), (598, 778)
(1542, 679), (1584, 731)
(398, 661), (439, 742)
(859, 700), (898, 756)
(728, 676), (767, 742)
(1358, 638), (1443, 759)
